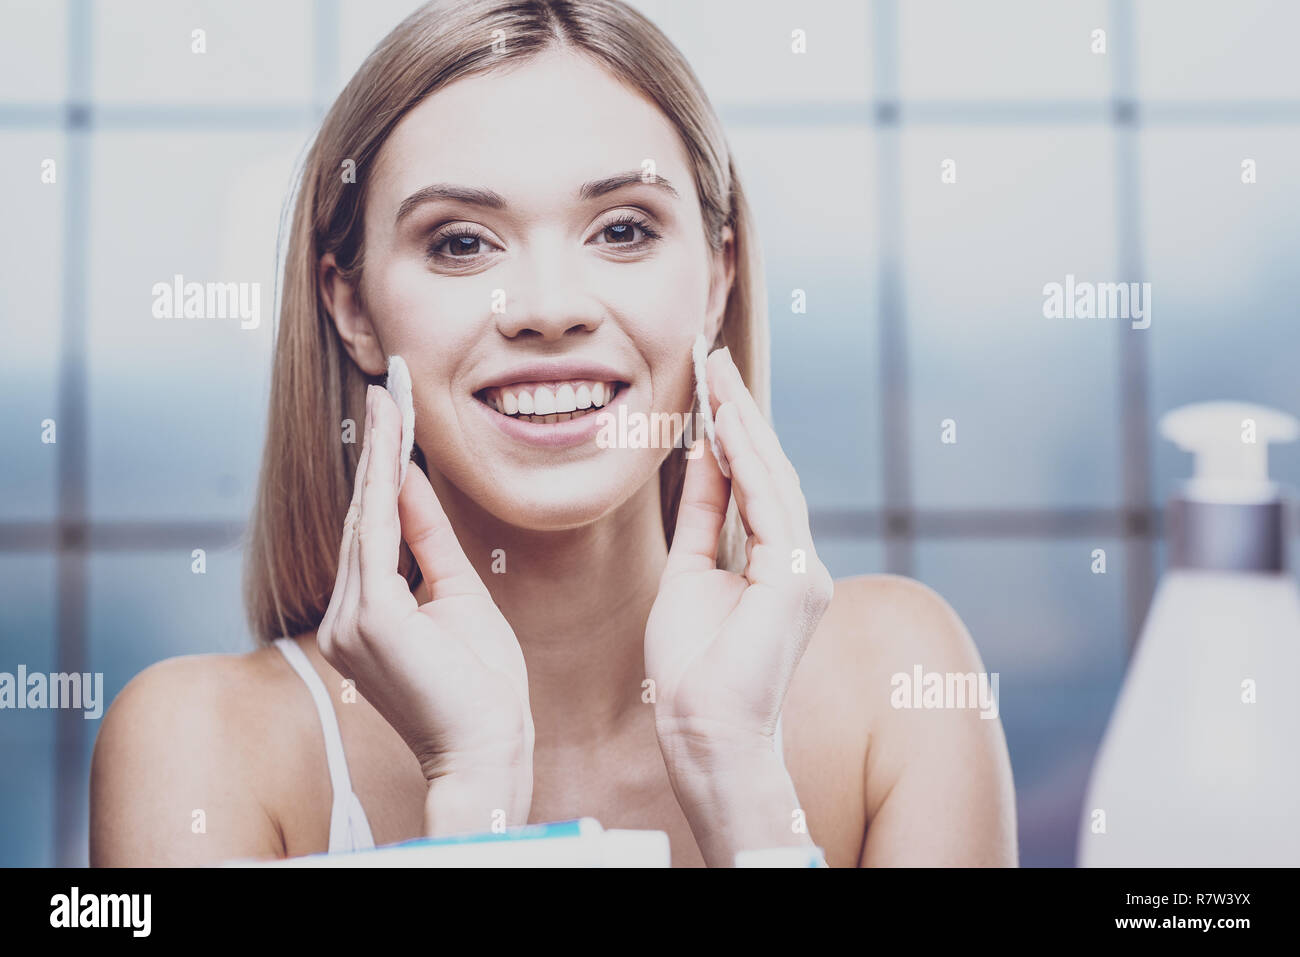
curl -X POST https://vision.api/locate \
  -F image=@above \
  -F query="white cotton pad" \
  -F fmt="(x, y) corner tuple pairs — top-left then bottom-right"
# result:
(385, 354), (415, 489)
(692, 333), (730, 478)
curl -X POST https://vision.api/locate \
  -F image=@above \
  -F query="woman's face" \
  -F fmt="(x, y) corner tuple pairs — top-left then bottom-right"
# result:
(331, 49), (733, 531)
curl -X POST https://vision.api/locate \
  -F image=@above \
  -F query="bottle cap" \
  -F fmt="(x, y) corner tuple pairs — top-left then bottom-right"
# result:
(1161, 401), (1297, 505)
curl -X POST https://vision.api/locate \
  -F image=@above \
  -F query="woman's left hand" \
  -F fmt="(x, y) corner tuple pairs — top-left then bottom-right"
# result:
(644, 346), (834, 862)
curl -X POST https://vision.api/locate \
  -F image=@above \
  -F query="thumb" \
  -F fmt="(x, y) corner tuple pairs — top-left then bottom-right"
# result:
(398, 462), (488, 601)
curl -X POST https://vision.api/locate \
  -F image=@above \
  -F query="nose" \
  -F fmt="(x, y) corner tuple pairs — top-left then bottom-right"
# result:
(493, 241), (604, 340)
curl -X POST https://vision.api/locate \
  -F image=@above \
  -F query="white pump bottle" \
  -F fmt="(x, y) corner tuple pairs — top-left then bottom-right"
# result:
(1079, 401), (1300, 866)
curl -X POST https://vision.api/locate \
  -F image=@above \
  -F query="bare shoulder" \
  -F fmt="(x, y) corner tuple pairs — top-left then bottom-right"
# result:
(815, 572), (985, 676)
(792, 573), (1017, 865)
(89, 643), (312, 866)
(792, 573), (981, 719)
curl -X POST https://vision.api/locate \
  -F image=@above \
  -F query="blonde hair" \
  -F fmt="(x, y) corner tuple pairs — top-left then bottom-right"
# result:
(243, 0), (770, 645)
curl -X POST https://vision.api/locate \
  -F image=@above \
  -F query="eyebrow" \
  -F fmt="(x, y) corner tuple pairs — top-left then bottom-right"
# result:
(394, 170), (680, 226)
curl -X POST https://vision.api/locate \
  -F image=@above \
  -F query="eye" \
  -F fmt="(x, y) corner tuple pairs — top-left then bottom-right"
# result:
(590, 211), (661, 248)
(427, 225), (499, 261)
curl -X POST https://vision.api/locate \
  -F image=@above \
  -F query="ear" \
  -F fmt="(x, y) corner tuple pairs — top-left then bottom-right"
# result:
(703, 224), (735, 346)
(319, 252), (386, 376)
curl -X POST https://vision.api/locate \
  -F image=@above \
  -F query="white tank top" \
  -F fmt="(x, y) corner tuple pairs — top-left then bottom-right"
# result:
(273, 637), (376, 854)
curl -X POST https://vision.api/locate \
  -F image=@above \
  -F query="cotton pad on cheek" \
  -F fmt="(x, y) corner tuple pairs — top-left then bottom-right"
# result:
(692, 333), (730, 478)
(385, 354), (415, 489)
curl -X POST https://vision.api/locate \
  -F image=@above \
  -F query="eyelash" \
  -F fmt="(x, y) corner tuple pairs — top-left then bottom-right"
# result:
(425, 211), (662, 263)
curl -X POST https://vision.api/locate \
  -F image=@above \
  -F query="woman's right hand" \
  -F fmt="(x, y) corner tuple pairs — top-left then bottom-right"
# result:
(316, 383), (534, 835)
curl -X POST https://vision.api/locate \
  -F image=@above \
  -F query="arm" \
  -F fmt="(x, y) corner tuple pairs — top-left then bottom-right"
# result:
(657, 733), (818, 866)
(854, 576), (1018, 867)
(89, 656), (283, 866)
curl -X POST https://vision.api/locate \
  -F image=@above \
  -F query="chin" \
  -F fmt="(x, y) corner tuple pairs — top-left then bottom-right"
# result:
(472, 452), (664, 532)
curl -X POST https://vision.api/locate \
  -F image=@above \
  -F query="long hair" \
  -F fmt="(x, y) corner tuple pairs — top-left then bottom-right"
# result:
(243, 0), (769, 645)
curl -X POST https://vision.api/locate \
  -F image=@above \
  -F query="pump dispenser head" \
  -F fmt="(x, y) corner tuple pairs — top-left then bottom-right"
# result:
(1161, 401), (1298, 572)
(1162, 401), (1298, 504)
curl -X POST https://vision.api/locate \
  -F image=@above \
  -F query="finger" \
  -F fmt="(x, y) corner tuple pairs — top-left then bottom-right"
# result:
(731, 392), (811, 540)
(706, 348), (812, 545)
(398, 458), (490, 602)
(357, 385), (413, 616)
(340, 423), (372, 616)
(706, 349), (799, 487)
(713, 400), (789, 548)
(665, 428), (731, 575)
(322, 416), (371, 642)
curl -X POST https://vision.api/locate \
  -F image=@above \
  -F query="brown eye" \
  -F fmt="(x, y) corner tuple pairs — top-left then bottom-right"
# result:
(591, 212), (661, 247)
(603, 222), (636, 243)
(445, 235), (482, 256)
(427, 226), (495, 262)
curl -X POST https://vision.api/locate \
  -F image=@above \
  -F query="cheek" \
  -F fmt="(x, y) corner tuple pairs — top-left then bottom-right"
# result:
(364, 263), (492, 410)
(622, 332), (699, 424)
(362, 264), (487, 444)
(613, 262), (710, 410)
(370, 260), (486, 342)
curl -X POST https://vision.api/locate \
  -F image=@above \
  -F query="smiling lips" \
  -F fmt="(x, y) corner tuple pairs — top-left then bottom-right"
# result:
(476, 379), (623, 424)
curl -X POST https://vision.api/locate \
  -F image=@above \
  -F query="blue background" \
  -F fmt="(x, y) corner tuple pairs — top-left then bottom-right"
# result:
(2, 0), (1299, 867)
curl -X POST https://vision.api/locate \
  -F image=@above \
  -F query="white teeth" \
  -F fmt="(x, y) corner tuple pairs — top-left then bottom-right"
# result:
(534, 386), (557, 415)
(483, 380), (619, 420)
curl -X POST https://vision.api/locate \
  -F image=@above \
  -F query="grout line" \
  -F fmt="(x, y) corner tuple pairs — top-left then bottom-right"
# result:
(811, 506), (1164, 540)
(312, 0), (339, 117)
(873, 0), (913, 576)
(7, 99), (1300, 130)
(52, 0), (91, 871)
(0, 510), (1172, 550)
(1109, 0), (1158, 653)
(0, 521), (249, 550)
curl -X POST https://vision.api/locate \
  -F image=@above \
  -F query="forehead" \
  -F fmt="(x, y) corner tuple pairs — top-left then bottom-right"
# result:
(369, 49), (697, 220)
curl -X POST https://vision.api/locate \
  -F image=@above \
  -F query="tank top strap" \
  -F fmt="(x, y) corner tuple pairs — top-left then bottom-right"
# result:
(273, 638), (375, 852)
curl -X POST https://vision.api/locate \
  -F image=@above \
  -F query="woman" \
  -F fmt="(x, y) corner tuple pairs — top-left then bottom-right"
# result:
(90, 0), (1016, 867)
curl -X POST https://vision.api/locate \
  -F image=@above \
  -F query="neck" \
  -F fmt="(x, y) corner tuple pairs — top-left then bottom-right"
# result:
(428, 472), (669, 750)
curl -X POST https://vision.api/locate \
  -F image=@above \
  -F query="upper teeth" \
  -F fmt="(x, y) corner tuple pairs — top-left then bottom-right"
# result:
(483, 380), (617, 416)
